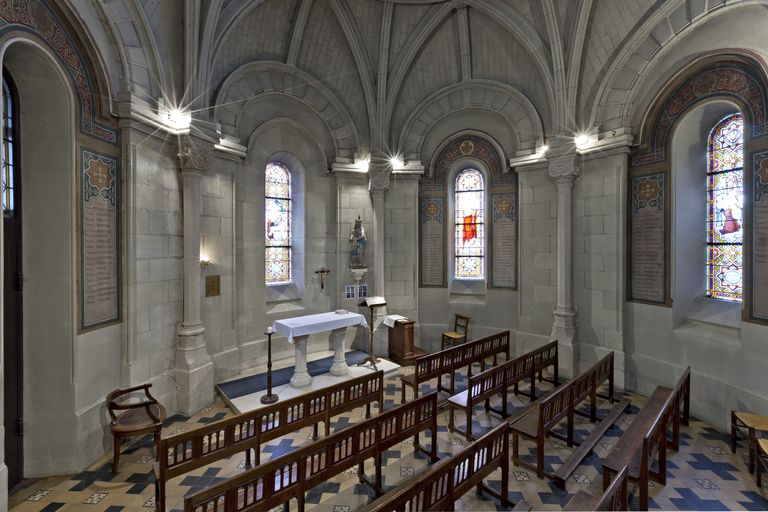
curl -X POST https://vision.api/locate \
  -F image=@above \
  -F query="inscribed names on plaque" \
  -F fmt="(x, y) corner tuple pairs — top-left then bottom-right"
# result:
(491, 193), (517, 288)
(752, 151), (768, 320)
(81, 150), (120, 330)
(630, 173), (666, 303)
(420, 197), (445, 287)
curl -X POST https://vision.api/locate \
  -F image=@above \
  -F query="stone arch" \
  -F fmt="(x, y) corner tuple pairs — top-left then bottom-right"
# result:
(214, 61), (360, 161)
(631, 53), (768, 167)
(0, 0), (119, 144)
(397, 80), (544, 162)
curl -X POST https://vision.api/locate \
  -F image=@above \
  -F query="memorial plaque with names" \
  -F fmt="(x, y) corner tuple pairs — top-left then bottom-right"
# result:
(629, 173), (667, 303)
(420, 197), (445, 287)
(752, 151), (768, 321)
(491, 193), (516, 288)
(81, 150), (120, 330)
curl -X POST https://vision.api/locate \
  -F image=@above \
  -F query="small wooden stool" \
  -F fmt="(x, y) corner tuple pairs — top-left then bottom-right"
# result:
(731, 411), (768, 473)
(757, 438), (768, 488)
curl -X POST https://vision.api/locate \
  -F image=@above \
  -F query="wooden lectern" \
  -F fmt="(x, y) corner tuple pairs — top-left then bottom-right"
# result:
(358, 296), (386, 370)
(388, 318), (425, 366)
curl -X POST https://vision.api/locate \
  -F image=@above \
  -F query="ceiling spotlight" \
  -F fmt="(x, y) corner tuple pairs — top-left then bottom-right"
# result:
(167, 108), (192, 130)
(389, 156), (404, 170)
(574, 134), (591, 149)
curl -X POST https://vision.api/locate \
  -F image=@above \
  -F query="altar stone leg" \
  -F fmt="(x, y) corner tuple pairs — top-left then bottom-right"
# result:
(290, 336), (312, 388)
(329, 327), (349, 376)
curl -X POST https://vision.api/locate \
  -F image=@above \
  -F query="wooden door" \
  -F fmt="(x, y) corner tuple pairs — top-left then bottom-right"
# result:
(3, 71), (22, 489)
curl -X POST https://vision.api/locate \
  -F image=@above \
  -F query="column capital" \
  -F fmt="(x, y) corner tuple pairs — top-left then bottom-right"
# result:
(177, 135), (214, 172)
(368, 155), (391, 193)
(548, 153), (580, 185)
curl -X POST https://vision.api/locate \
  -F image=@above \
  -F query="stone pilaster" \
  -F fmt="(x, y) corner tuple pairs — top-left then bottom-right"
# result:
(548, 153), (580, 378)
(369, 156), (390, 297)
(175, 134), (214, 415)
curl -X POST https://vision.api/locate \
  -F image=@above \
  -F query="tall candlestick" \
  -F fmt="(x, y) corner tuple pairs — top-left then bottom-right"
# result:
(261, 329), (279, 404)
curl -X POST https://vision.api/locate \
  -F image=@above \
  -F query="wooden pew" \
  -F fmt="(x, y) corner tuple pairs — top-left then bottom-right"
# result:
(510, 352), (627, 482)
(601, 367), (691, 511)
(447, 350), (537, 441)
(358, 422), (514, 512)
(184, 393), (440, 512)
(400, 330), (511, 404)
(155, 370), (384, 511)
(564, 464), (628, 511)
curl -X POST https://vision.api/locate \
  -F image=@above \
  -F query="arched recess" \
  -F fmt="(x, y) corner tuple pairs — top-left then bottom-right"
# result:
(626, 54), (768, 325)
(214, 61), (360, 162)
(419, 130), (518, 290)
(0, 0), (122, 485)
(397, 80), (544, 163)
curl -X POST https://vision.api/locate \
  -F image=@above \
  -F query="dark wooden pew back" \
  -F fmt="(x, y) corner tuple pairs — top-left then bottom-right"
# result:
(359, 422), (513, 512)
(156, 371), (383, 510)
(184, 393), (439, 512)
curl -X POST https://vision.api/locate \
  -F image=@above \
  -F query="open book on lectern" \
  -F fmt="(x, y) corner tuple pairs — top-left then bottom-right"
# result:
(358, 296), (386, 308)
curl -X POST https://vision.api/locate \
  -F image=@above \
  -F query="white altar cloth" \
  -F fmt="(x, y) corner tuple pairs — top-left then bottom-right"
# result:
(273, 311), (368, 343)
(272, 312), (369, 387)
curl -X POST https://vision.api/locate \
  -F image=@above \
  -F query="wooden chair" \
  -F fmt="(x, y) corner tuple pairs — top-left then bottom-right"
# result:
(441, 314), (470, 349)
(107, 383), (166, 475)
(731, 411), (768, 473)
(756, 438), (768, 487)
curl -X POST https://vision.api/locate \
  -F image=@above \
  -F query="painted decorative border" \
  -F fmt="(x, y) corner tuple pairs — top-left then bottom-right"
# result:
(750, 150), (768, 322)
(627, 172), (668, 304)
(633, 64), (768, 167)
(80, 149), (120, 331)
(0, 0), (118, 144)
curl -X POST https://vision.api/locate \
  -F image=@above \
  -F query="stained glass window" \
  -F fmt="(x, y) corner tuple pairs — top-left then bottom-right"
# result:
(707, 113), (743, 302)
(265, 162), (291, 284)
(2, 77), (15, 215)
(454, 168), (485, 279)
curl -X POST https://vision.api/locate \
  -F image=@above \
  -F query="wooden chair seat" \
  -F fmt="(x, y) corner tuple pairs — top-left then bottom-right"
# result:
(111, 403), (166, 433)
(756, 438), (768, 487)
(401, 374), (415, 385)
(443, 331), (464, 339)
(509, 409), (538, 438)
(731, 410), (768, 473)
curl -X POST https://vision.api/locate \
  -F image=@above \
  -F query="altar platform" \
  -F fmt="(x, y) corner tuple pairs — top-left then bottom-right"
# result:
(216, 349), (401, 413)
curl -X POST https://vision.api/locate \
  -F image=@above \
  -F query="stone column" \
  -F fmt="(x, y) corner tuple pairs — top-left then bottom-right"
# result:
(369, 156), (390, 297)
(175, 135), (215, 415)
(548, 154), (580, 379)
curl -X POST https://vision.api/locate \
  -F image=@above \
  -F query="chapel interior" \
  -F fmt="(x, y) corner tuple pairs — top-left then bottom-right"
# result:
(3, 0), (768, 511)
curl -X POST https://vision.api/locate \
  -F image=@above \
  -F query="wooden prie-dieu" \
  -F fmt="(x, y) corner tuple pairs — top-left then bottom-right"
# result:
(184, 393), (440, 512)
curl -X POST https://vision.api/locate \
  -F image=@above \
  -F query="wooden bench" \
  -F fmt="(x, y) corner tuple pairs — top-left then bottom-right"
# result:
(184, 393), (440, 512)
(601, 366), (691, 511)
(510, 352), (622, 480)
(756, 438), (768, 487)
(564, 464), (628, 511)
(400, 330), (511, 404)
(447, 349), (540, 441)
(155, 370), (384, 511)
(731, 411), (768, 473)
(358, 422), (516, 511)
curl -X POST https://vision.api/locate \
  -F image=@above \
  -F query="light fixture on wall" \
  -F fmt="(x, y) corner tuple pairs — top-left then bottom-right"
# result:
(167, 108), (192, 131)
(389, 155), (404, 170)
(200, 255), (212, 268)
(574, 133), (592, 150)
(355, 157), (370, 172)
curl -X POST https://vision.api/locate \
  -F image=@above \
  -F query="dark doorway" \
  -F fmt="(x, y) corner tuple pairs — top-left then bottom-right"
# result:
(3, 70), (22, 489)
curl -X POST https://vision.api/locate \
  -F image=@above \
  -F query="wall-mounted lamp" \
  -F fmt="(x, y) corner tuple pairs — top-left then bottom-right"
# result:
(200, 255), (212, 269)
(389, 155), (404, 170)
(167, 107), (192, 131)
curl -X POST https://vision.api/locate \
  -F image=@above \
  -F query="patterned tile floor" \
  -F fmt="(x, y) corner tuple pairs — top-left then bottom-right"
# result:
(9, 366), (768, 511)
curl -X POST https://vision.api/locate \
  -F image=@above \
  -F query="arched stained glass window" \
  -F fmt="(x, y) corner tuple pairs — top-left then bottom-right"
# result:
(265, 162), (292, 284)
(454, 168), (485, 279)
(707, 113), (743, 302)
(2, 76), (15, 215)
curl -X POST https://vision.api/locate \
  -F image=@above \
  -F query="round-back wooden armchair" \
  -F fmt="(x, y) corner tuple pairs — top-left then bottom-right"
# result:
(106, 383), (166, 475)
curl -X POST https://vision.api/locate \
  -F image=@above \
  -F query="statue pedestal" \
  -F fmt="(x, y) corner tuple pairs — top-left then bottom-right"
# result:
(350, 267), (367, 283)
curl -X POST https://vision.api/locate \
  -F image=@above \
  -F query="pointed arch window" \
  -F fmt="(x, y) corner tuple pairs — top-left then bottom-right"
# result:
(707, 113), (744, 302)
(2, 76), (15, 215)
(454, 168), (485, 279)
(265, 162), (292, 284)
